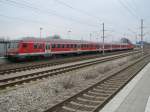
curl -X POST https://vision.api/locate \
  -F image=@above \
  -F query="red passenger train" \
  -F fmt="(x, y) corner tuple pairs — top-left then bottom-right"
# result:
(6, 39), (134, 60)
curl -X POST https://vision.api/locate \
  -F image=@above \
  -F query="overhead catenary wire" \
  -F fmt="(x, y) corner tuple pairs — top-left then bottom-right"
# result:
(130, 0), (139, 10)
(0, 14), (55, 27)
(123, 0), (138, 16)
(117, 0), (140, 20)
(54, 0), (101, 21)
(0, 0), (99, 28)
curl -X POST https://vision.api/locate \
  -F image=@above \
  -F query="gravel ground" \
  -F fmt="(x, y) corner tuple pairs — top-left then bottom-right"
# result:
(0, 53), (141, 112)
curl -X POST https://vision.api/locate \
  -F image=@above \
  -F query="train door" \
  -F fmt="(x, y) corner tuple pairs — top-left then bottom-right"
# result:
(45, 43), (51, 56)
(77, 44), (81, 53)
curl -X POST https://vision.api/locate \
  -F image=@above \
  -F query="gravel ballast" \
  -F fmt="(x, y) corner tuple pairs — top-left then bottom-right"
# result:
(0, 53), (141, 112)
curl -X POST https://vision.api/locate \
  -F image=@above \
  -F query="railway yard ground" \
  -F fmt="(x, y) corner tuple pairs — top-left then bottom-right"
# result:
(0, 49), (150, 112)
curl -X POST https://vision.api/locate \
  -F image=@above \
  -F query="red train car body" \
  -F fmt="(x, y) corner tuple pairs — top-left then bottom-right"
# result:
(6, 39), (134, 60)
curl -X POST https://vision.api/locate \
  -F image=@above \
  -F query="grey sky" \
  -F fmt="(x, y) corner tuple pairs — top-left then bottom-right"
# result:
(0, 0), (150, 43)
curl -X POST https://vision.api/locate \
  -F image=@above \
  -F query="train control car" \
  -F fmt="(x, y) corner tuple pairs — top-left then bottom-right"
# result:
(6, 39), (134, 60)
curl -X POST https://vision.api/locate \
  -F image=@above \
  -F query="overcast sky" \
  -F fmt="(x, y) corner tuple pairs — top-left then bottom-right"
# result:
(0, 0), (150, 43)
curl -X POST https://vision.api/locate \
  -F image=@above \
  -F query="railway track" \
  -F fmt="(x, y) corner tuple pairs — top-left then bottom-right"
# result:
(0, 50), (138, 75)
(0, 50), (141, 90)
(43, 54), (150, 112)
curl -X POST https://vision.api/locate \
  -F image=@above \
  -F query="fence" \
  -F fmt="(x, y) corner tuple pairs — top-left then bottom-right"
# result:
(0, 41), (9, 57)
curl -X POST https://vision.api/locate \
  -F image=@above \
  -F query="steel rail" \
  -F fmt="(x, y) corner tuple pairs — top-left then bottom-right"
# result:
(0, 50), (141, 90)
(0, 50), (139, 75)
(43, 54), (150, 112)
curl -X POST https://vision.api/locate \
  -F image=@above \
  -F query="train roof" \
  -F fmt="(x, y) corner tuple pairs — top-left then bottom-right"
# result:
(9, 38), (129, 45)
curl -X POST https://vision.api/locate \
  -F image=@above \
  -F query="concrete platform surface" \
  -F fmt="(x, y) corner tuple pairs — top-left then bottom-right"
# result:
(100, 63), (150, 112)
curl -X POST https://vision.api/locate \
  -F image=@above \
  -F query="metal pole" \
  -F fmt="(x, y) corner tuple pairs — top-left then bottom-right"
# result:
(102, 23), (105, 55)
(90, 33), (92, 41)
(67, 30), (71, 39)
(135, 34), (137, 48)
(40, 27), (43, 38)
(141, 19), (144, 54)
(111, 36), (113, 51)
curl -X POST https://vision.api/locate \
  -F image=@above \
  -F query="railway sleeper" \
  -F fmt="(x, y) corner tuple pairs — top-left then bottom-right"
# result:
(83, 93), (109, 98)
(100, 83), (122, 87)
(90, 89), (113, 95)
(96, 86), (118, 90)
(81, 94), (106, 101)
(77, 97), (103, 104)
(87, 91), (111, 97)
(73, 98), (100, 106)
(63, 102), (95, 111)
(70, 101), (97, 108)
(92, 87), (115, 93)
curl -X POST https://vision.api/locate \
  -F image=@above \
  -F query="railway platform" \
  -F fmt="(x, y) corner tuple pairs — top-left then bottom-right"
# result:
(100, 62), (150, 112)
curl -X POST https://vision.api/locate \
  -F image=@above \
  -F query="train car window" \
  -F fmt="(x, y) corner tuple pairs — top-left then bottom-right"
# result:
(46, 44), (50, 49)
(8, 43), (10, 48)
(39, 44), (43, 49)
(78, 44), (81, 48)
(71, 44), (73, 48)
(62, 44), (65, 48)
(67, 44), (70, 48)
(83, 44), (85, 48)
(64, 44), (66, 48)
(74, 44), (77, 48)
(59, 44), (61, 48)
(96, 45), (98, 48)
(85, 44), (87, 48)
(52, 44), (55, 48)
(34, 44), (38, 49)
(57, 44), (60, 48)
(55, 44), (57, 48)
(46, 45), (48, 49)
(22, 43), (27, 48)
(81, 44), (83, 48)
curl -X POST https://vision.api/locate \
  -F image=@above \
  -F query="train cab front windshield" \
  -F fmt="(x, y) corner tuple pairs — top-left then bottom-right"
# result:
(8, 42), (19, 49)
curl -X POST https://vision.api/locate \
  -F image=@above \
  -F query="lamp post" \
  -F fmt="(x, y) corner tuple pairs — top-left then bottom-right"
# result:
(40, 27), (43, 38)
(102, 23), (105, 55)
(67, 30), (71, 39)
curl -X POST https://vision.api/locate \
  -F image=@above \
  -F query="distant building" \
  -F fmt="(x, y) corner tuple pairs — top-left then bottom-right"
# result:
(0, 44), (5, 57)
(0, 38), (8, 57)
